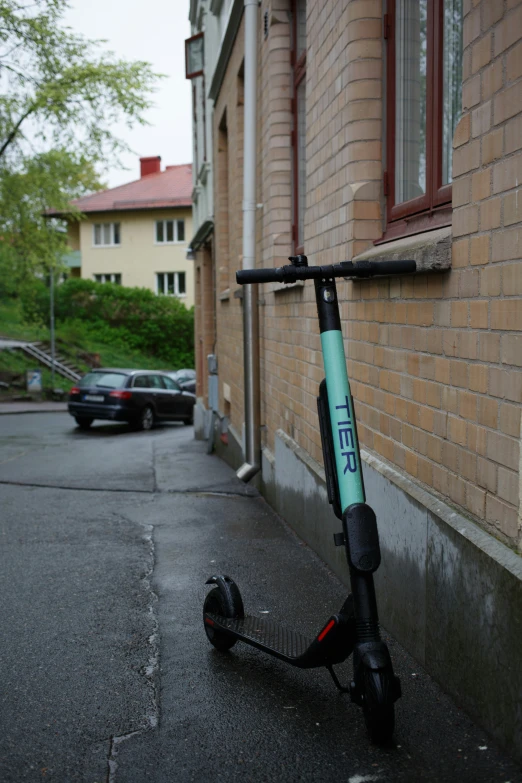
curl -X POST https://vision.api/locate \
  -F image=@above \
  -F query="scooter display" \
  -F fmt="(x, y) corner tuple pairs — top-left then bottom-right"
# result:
(203, 254), (416, 743)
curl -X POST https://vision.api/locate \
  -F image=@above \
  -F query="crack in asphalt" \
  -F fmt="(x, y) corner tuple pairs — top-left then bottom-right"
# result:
(107, 731), (142, 783)
(151, 440), (159, 494)
(104, 519), (160, 783)
(0, 479), (154, 493)
(0, 478), (257, 497)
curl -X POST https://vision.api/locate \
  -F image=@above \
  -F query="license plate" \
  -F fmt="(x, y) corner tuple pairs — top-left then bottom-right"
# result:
(84, 394), (104, 402)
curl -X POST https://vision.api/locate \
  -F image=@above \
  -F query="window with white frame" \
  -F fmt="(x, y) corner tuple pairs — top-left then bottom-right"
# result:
(155, 219), (185, 244)
(156, 272), (186, 296)
(94, 273), (122, 284)
(93, 222), (121, 246)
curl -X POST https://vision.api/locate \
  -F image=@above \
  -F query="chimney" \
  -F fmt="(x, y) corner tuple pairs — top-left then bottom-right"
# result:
(140, 156), (161, 178)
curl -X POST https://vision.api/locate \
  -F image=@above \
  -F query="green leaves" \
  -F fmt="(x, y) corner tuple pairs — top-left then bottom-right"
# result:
(24, 278), (195, 369)
(0, 0), (163, 281)
(0, 148), (102, 282)
(0, 0), (161, 162)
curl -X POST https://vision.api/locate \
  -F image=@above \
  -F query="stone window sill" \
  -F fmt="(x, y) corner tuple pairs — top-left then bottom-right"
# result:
(352, 226), (452, 274)
(271, 281), (305, 293)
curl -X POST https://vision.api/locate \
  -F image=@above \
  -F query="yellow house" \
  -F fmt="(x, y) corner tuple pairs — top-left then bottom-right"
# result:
(57, 157), (194, 308)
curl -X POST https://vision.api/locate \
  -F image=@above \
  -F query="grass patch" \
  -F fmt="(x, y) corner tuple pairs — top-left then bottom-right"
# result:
(0, 299), (48, 342)
(0, 349), (70, 393)
(0, 297), (190, 397)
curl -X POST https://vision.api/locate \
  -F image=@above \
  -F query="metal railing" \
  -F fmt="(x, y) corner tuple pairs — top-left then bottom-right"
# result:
(20, 344), (81, 382)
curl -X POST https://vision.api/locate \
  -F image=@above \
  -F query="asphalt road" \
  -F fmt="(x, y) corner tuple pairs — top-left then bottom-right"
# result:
(0, 412), (521, 783)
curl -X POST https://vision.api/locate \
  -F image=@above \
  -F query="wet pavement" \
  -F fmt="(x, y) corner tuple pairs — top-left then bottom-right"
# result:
(0, 401), (67, 414)
(0, 412), (520, 782)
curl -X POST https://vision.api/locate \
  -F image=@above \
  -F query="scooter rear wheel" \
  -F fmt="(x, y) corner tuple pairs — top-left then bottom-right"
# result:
(362, 669), (395, 744)
(204, 587), (240, 651)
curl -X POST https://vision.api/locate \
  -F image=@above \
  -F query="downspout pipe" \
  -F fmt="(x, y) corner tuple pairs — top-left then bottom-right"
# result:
(237, 0), (260, 483)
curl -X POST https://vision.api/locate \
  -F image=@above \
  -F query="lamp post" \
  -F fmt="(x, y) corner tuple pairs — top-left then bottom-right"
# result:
(49, 261), (55, 391)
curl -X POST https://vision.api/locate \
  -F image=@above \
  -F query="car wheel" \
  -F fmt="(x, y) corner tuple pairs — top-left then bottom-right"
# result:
(75, 417), (93, 430)
(138, 405), (154, 431)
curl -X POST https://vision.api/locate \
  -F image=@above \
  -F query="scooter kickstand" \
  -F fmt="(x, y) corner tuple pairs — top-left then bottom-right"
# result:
(326, 664), (351, 694)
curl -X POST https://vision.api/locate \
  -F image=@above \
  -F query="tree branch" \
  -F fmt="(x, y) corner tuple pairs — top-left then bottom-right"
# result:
(0, 104), (35, 158)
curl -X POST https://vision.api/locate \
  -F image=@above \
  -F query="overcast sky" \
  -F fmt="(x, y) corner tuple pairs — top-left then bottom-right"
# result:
(64, 0), (193, 189)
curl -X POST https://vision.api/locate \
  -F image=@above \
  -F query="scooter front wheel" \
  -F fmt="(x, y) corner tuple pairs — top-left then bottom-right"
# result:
(361, 669), (395, 744)
(203, 576), (244, 652)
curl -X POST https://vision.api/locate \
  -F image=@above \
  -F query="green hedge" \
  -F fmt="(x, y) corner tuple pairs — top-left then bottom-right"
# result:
(23, 278), (195, 368)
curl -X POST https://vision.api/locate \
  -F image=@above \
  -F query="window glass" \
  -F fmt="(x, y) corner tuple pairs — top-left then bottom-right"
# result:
(94, 224), (101, 245)
(442, 0), (463, 185)
(94, 274), (102, 282)
(163, 376), (180, 391)
(177, 220), (185, 242)
(148, 375), (164, 389)
(80, 372), (127, 389)
(156, 221), (164, 242)
(186, 34), (204, 76)
(102, 224), (111, 245)
(167, 273), (175, 294)
(113, 223), (121, 245)
(178, 272), (186, 295)
(291, 0), (306, 252)
(295, 0), (306, 59)
(114, 274), (122, 285)
(157, 273), (165, 294)
(395, 0), (427, 204)
(133, 375), (149, 388)
(166, 220), (174, 242)
(296, 79), (306, 249)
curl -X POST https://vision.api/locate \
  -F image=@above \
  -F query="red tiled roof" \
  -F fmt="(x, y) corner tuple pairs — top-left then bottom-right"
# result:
(47, 163), (193, 215)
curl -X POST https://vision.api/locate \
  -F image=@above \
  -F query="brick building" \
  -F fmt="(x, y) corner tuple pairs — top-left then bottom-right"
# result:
(188, 0), (522, 758)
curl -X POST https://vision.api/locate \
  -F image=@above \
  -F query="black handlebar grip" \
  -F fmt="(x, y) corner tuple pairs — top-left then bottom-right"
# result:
(236, 268), (283, 284)
(365, 259), (416, 276)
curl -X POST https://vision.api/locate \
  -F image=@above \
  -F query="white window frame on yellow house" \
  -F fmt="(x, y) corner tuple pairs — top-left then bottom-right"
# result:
(93, 222), (121, 247)
(94, 273), (122, 284)
(154, 219), (186, 245)
(156, 271), (186, 297)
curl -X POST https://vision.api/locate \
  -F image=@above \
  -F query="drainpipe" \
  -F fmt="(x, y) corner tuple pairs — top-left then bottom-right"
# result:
(237, 0), (260, 483)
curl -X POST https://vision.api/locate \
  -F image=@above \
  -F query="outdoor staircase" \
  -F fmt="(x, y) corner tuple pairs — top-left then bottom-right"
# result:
(19, 342), (81, 382)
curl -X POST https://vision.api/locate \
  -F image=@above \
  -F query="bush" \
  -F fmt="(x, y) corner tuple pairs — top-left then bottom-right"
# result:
(22, 278), (195, 368)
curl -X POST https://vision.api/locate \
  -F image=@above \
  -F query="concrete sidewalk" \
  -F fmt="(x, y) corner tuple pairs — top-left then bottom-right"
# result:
(116, 429), (522, 782)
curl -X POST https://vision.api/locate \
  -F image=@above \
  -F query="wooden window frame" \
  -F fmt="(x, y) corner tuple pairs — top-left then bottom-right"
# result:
(291, 1), (306, 254)
(380, 0), (455, 243)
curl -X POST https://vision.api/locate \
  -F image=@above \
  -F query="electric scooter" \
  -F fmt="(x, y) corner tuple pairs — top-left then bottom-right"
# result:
(203, 254), (416, 743)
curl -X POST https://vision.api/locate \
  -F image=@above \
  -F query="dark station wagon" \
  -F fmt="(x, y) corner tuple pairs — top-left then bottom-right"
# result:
(68, 369), (196, 430)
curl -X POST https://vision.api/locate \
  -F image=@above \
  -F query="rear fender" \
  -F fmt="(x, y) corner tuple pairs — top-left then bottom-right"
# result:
(205, 575), (244, 618)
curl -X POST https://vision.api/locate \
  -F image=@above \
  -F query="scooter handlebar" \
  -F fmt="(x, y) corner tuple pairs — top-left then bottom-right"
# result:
(236, 267), (286, 284)
(236, 259), (416, 285)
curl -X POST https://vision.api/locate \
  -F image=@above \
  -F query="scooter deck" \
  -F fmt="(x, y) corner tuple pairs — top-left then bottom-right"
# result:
(205, 611), (355, 669)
